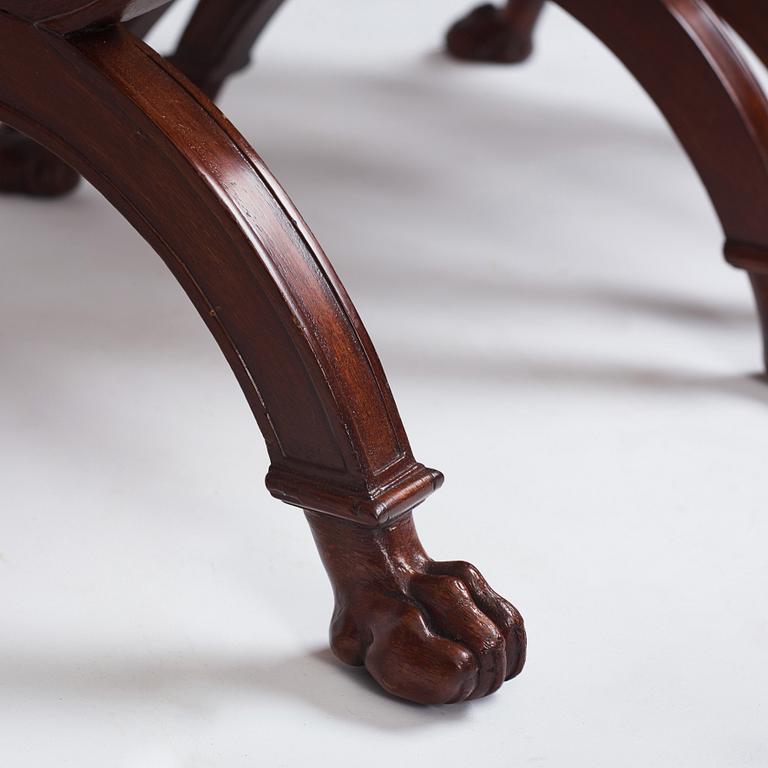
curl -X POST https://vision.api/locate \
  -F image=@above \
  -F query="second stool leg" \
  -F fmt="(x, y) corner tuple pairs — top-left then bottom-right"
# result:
(170, 0), (287, 98)
(0, 0), (285, 198)
(0, 125), (79, 197)
(446, 0), (546, 63)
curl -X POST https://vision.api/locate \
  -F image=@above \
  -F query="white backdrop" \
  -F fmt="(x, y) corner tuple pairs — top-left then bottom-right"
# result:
(1, 1), (767, 765)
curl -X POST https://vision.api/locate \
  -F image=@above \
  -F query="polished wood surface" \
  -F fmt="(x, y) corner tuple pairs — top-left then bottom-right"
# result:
(307, 511), (525, 704)
(171, 0), (286, 98)
(446, 0), (768, 367)
(0, 0), (525, 704)
(0, 0), (286, 196)
(705, 0), (768, 70)
(5, 0), (768, 706)
(121, 0), (288, 97)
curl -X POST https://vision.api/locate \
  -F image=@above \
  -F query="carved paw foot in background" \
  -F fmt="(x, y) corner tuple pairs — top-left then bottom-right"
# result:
(0, 126), (80, 197)
(307, 511), (526, 705)
(446, 3), (536, 64)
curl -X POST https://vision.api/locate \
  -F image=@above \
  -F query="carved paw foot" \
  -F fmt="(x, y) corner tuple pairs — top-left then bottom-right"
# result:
(307, 511), (526, 705)
(0, 126), (80, 197)
(446, 3), (537, 64)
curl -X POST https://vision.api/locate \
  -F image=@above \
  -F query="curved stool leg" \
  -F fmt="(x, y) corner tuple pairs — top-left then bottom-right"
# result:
(127, 0), (287, 99)
(0, 9), (525, 705)
(0, 1), (177, 200)
(447, 0), (768, 370)
(446, 0), (546, 63)
(550, 0), (768, 369)
(0, 0), (284, 197)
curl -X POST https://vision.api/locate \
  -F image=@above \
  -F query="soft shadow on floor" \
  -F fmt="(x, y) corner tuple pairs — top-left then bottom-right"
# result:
(218, 60), (765, 403)
(0, 647), (480, 730)
(1, 49), (767, 742)
(0, 52), (765, 494)
(1, 61), (766, 421)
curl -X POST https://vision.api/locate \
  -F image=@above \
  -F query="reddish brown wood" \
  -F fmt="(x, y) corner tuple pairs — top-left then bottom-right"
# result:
(444, 0), (768, 67)
(307, 511), (525, 704)
(0, 1), (176, 199)
(133, 0), (768, 372)
(125, 0), (286, 99)
(123, 0), (286, 98)
(0, 125), (79, 196)
(0, 1), (524, 705)
(0, 0), (286, 198)
(8, 0), (768, 704)
(445, 0), (768, 368)
(171, 0), (286, 99)
(705, 0), (768, 70)
(446, 0), (545, 63)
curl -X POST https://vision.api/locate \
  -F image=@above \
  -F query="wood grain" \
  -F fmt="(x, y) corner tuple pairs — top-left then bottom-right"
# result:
(0, 1), (525, 704)
(446, 0), (768, 367)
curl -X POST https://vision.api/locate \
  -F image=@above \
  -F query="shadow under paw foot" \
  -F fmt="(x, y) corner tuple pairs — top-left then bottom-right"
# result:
(307, 511), (526, 705)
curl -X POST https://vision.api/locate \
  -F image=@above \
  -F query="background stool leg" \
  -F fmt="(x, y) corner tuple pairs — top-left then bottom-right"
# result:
(0, 0), (285, 198)
(0, 125), (79, 197)
(446, 0), (546, 63)
(550, 0), (768, 372)
(170, 0), (287, 98)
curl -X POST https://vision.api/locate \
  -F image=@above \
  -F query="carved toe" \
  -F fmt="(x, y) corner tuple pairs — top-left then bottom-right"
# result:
(329, 602), (366, 666)
(364, 600), (479, 705)
(307, 510), (526, 704)
(429, 560), (527, 680)
(409, 572), (508, 699)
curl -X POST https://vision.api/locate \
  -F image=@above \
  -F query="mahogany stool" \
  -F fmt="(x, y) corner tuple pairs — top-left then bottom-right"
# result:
(0, 0), (524, 706)
(4, 0), (768, 706)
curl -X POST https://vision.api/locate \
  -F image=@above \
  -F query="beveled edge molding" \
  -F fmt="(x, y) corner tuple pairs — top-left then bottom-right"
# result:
(266, 462), (445, 527)
(724, 240), (768, 274)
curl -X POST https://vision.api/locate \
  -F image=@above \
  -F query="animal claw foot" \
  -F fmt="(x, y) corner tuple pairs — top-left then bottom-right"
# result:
(307, 511), (526, 705)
